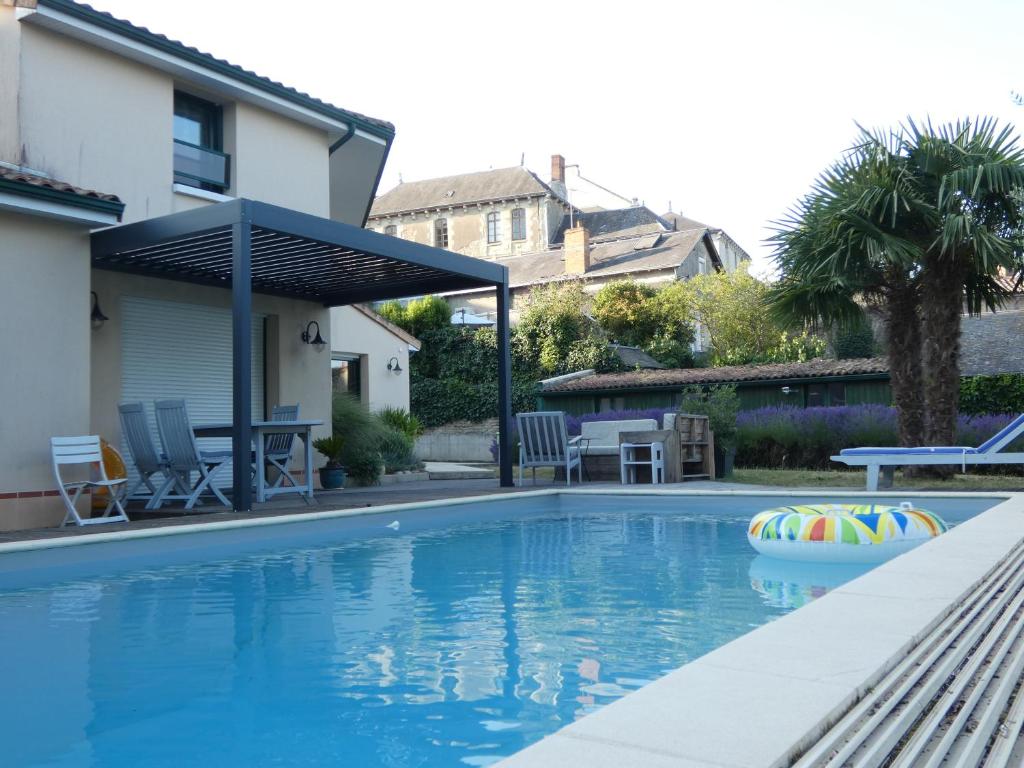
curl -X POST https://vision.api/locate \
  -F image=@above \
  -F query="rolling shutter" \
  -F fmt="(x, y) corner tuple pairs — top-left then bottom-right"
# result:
(120, 296), (265, 487)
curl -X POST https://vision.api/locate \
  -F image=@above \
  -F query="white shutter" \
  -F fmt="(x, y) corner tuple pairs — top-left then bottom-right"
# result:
(121, 296), (265, 488)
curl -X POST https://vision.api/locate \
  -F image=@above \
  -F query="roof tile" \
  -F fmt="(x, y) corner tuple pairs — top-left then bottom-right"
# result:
(369, 167), (558, 217)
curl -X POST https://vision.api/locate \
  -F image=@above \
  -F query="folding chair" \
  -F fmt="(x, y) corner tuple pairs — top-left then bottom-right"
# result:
(119, 401), (175, 502)
(51, 435), (129, 527)
(264, 404), (299, 489)
(152, 399), (232, 510)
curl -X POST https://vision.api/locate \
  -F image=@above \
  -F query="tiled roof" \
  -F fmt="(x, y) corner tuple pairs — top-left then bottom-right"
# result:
(0, 165), (124, 216)
(660, 212), (710, 231)
(541, 357), (890, 393)
(552, 206), (673, 244)
(369, 167), (557, 217)
(494, 227), (709, 289)
(37, 1), (393, 138)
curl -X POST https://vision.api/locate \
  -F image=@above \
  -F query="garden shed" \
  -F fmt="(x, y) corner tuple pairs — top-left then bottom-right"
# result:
(537, 358), (893, 415)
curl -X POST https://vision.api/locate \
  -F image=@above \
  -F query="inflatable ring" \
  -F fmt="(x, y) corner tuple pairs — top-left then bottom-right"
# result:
(747, 503), (948, 563)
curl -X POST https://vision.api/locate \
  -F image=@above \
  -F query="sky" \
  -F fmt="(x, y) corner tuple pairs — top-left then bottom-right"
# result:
(92, 0), (1024, 272)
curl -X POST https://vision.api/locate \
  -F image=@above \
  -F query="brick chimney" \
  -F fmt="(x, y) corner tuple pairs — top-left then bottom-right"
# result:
(564, 225), (591, 274)
(551, 154), (566, 184)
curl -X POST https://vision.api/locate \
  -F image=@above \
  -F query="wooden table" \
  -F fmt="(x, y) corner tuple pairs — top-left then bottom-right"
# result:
(193, 420), (323, 503)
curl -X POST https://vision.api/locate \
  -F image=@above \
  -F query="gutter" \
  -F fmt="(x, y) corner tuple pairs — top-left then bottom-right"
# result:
(0, 176), (124, 218)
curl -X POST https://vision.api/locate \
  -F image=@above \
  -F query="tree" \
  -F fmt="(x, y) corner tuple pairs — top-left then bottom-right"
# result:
(514, 281), (621, 377)
(770, 119), (1024, 454)
(379, 295), (452, 338)
(684, 264), (825, 366)
(592, 279), (696, 367)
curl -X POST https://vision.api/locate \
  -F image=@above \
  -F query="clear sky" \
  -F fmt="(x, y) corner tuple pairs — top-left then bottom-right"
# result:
(92, 0), (1024, 271)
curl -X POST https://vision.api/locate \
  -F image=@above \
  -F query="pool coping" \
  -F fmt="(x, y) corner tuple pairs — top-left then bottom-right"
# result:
(1, 488), (1019, 767)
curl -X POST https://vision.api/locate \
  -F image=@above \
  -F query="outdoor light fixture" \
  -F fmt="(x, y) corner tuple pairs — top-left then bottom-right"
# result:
(90, 291), (108, 330)
(781, 386), (795, 395)
(301, 320), (326, 352)
(387, 356), (403, 375)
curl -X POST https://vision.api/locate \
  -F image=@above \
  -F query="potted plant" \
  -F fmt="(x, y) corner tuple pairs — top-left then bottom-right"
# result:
(312, 434), (347, 489)
(678, 385), (740, 478)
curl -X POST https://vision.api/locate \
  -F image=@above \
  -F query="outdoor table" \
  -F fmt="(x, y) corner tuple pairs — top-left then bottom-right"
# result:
(193, 419), (323, 503)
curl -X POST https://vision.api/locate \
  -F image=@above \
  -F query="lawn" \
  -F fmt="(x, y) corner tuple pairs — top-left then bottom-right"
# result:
(730, 468), (1024, 492)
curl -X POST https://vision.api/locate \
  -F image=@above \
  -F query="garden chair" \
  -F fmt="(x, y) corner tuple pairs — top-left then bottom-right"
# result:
(51, 435), (129, 527)
(152, 399), (233, 509)
(832, 413), (1024, 490)
(264, 404), (299, 489)
(516, 411), (582, 486)
(118, 401), (177, 503)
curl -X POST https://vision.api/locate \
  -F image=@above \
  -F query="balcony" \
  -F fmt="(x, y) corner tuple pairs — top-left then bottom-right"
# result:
(173, 139), (230, 192)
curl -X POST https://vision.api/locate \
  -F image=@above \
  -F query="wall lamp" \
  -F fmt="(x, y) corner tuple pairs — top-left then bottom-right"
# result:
(387, 356), (403, 375)
(301, 320), (326, 352)
(781, 386), (795, 395)
(90, 291), (108, 330)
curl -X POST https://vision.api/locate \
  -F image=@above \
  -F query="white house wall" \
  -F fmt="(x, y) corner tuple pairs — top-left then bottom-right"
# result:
(330, 306), (412, 413)
(0, 212), (92, 531)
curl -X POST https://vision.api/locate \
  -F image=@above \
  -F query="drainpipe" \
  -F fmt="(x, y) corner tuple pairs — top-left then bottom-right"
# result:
(328, 122), (356, 155)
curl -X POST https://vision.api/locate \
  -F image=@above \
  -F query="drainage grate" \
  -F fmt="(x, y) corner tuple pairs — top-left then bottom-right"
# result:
(794, 542), (1024, 768)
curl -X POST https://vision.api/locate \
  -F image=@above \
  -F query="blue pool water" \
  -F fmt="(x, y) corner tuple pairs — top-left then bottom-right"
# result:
(0, 494), (996, 767)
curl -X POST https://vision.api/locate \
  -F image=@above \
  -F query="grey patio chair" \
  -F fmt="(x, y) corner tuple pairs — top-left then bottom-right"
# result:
(264, 404), (299, 489)
(152, 399), (233, 509)
(51, 435), (129, 527)
(516, 411), (582, 486)
(119, 401), (174, 502)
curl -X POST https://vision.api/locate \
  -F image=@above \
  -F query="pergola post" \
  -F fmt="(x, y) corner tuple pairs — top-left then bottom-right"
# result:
(231, 203), (253, 512)
(496, 280), (514, 487)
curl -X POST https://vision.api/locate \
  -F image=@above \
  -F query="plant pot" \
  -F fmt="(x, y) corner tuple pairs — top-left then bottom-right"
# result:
(320, 466), (347, 490)
(714, 447), (735, 479)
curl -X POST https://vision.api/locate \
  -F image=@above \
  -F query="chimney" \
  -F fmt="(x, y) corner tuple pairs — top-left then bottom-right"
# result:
(564, 225), (591, 275)
(551, 154), (566, 183)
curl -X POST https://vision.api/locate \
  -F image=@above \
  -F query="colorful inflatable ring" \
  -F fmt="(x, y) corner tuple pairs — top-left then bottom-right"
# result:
(747, 503), (948, 563)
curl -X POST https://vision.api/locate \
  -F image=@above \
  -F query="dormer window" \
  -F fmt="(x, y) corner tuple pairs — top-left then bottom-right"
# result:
(173, 91), (230, 192)
(486, 211), (501, 244)
(434, 218), (449, 248)
(385, 225), (397, 237)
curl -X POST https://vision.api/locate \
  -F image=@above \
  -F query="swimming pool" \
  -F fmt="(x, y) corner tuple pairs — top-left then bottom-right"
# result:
(0, 492), (996, 767)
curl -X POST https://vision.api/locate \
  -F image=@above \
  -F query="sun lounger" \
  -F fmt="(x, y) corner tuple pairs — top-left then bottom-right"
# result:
(832, 413), (1024, 490)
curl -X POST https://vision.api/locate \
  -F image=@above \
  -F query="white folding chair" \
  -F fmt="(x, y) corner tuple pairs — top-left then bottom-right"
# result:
(51, 436), (129, 527)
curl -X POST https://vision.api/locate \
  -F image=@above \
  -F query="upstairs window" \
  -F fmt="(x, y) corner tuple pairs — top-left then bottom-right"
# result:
(487, 211), (501, 243)
(384, 225), (397, 237)
(511, 208), (526, 241)
(173, 91), (229, 192)
(434, 218), (449, 248)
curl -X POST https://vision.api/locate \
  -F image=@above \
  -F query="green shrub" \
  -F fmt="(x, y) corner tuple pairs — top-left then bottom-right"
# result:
(311, 435), (345, 468)
(960, 374), (1024, 415)
(378, 429), (421, 473)
(678, 385), (741, 450)
(833, 318), (877, 359)
(378, 406), (424, 439)
(345, 448), (382, 486)
(411, 373), (538, 428)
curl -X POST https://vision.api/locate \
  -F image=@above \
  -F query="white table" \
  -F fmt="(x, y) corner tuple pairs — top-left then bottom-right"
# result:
(194, 419), (323, 503)
(619, 441), (666, 485)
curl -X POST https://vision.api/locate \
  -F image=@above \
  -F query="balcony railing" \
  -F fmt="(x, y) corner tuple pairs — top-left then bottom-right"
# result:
(173, 139), (230, 191)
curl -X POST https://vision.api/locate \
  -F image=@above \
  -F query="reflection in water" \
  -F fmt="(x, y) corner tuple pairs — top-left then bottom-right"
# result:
(0, 507), (884, 767)
(749, 555), (873, 610)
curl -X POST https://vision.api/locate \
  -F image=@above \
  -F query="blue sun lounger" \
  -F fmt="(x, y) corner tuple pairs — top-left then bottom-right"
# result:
(832, 413), (1024, 490)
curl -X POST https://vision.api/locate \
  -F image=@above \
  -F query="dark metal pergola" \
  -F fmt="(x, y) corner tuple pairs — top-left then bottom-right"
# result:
(91, 198), (513, 510)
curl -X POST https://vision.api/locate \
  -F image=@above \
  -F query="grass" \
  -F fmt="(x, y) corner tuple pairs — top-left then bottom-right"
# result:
(731, 468), (1024, 492)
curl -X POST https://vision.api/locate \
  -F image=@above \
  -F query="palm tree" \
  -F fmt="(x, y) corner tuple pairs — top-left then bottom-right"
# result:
(901, 119), (1024, 447)
(770, 119), (1024, 459)
(769, 133), (928, 446)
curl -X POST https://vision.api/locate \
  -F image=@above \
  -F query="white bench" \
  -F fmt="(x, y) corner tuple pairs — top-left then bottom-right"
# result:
(580, 419), (659, 456)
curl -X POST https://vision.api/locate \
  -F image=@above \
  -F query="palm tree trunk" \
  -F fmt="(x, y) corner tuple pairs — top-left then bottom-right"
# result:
(920, 259), (966, 450)
(883, 282), (925, 447)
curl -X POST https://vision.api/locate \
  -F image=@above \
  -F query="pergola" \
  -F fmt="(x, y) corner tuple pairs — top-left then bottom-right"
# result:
(91, 199), (513, 510)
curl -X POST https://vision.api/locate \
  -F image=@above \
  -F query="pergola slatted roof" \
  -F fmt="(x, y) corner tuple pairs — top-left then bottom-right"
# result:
(92, 199), (504, 305)
(90, 198), (514, 511)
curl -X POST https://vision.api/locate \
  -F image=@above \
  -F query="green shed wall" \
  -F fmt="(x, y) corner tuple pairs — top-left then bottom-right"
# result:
(846, 380), (892, 406)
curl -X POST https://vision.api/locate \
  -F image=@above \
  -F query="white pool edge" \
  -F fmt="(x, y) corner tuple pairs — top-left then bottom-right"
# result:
(1, 488), (1019, 768)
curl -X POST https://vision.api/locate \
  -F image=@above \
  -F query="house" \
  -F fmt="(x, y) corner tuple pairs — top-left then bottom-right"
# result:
(367, 155), (751, 345)
(0, 0), (513, 530)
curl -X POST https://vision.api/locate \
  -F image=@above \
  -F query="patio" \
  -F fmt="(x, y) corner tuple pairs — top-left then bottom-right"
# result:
(89, 198), (517, 516)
